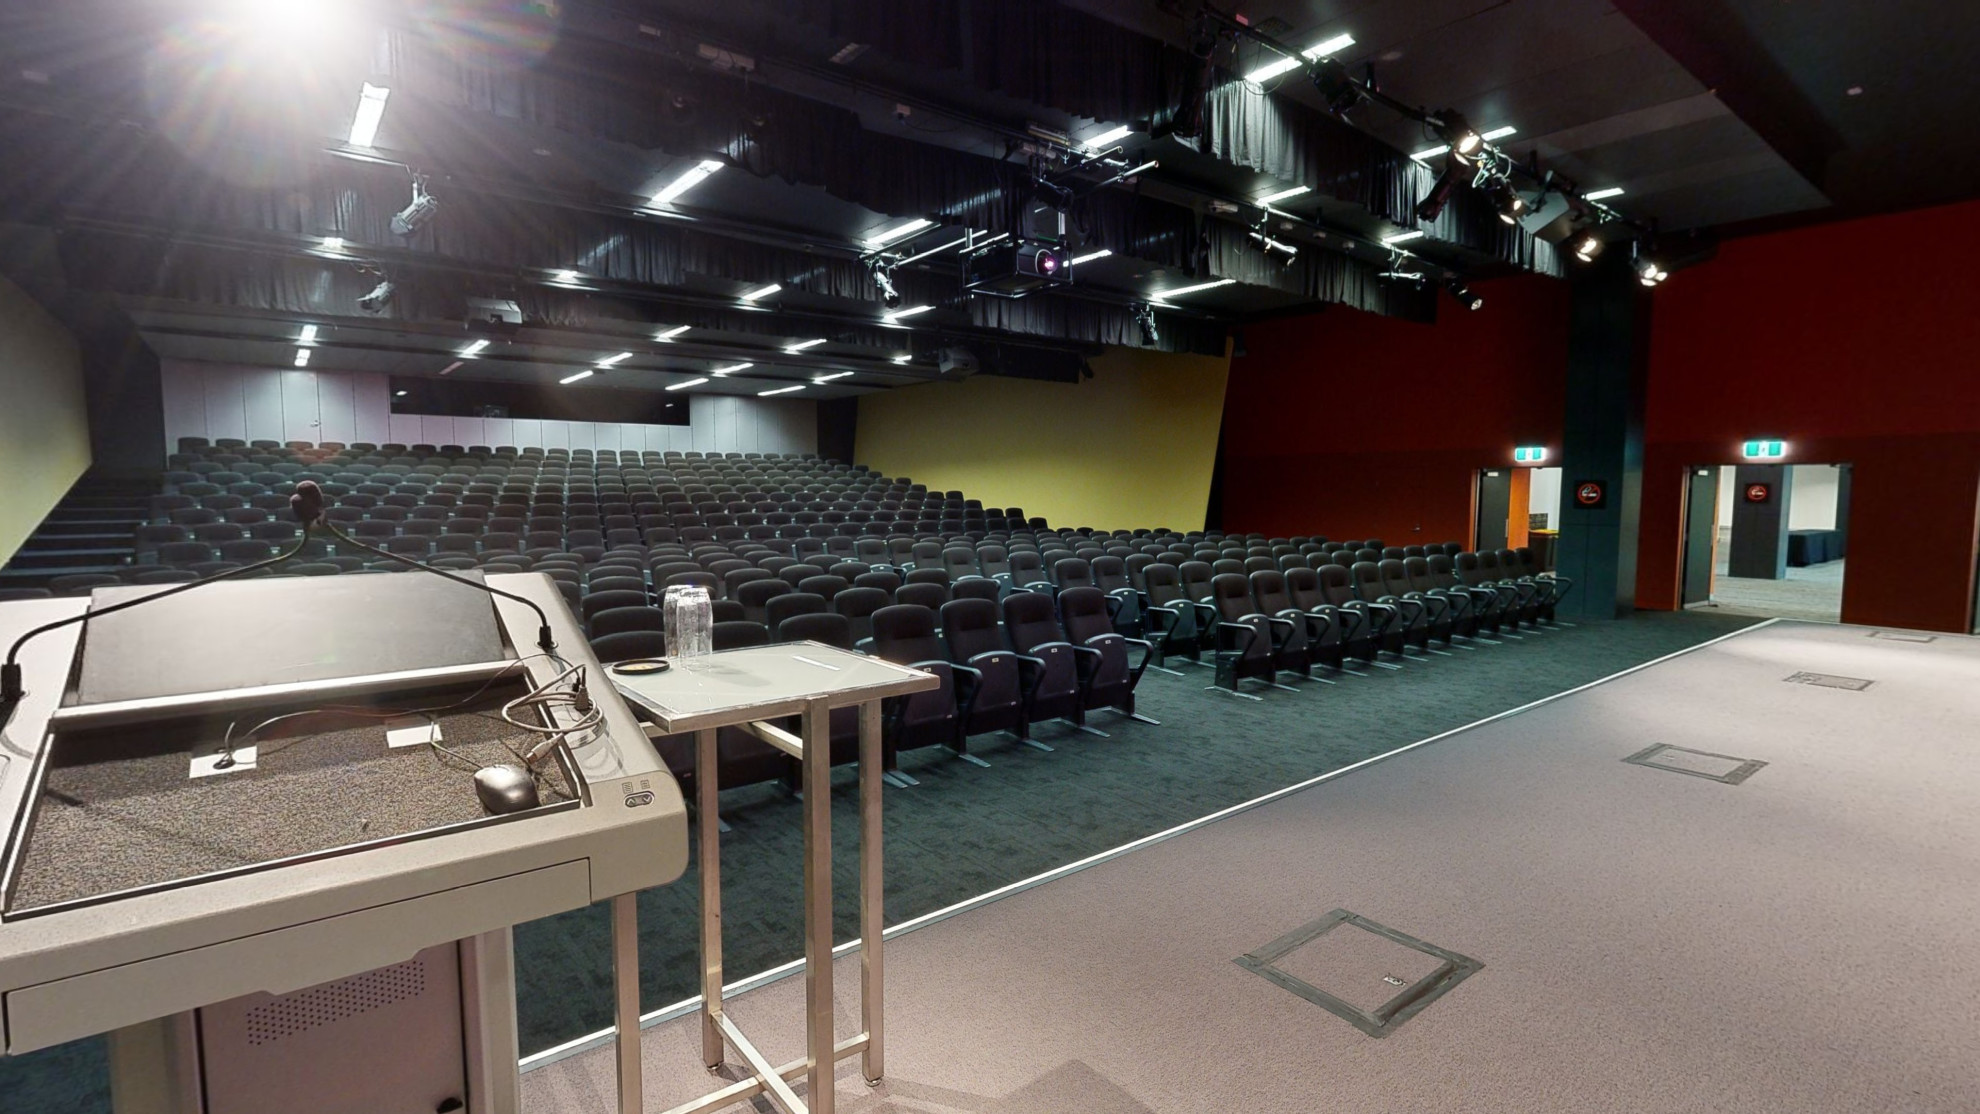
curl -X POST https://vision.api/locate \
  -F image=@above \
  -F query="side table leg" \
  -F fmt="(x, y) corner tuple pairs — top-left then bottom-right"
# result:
(802, 697), (835, 1114)
(611, 894), (642, 1114)
(697, 726), (725, 1070)
(858, 699), (884, 1085)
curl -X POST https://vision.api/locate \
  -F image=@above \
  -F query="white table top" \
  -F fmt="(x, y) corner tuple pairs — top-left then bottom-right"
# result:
(609, 641), (937, 733)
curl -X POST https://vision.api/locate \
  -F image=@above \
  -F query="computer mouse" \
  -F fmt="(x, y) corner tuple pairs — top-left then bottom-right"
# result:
(473, 764), (539, 815)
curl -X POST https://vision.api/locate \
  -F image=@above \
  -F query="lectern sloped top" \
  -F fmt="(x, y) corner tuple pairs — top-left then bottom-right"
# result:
(611, 641), (938, 733)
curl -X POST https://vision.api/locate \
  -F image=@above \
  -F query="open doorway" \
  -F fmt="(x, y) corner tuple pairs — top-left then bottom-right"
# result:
(1681, 462), (1850, 621)
(1476, 466), (1562, 569)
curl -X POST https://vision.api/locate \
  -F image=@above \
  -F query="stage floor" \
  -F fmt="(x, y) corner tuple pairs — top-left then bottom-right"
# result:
(523, 619), (1980, 1113)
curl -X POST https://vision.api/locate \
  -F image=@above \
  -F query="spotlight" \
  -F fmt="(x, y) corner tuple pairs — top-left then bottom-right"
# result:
(390, 175), (438, 236)
(1414, 157), (1464, 223)
(356, 280), (395, 313)
(1133, 302), (1159, 347)
(1570, 231), (1604, 263)
(1311, 58), (1362, 115)
(1489, 177), (1528, 225)
(870, 261), (902, 309)
(1444, 276), (1483, 311)
(1634, 244), (1668, 286)
(1434, 110), (1483, 160)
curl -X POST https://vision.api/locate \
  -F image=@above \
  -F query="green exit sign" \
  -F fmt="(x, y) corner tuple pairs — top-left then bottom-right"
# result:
(1513, 446), (1547, 463)
(1742, 440), (1787, 459)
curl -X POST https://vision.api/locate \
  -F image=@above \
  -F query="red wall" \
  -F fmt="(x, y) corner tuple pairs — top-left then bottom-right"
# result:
(1637, 198), (1980, 630)
(1221, 275), (1571, 545)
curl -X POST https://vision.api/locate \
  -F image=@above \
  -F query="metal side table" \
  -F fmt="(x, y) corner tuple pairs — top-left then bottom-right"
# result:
(609, 642), (937, 1114)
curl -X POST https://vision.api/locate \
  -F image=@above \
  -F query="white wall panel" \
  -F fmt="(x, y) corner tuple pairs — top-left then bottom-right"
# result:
(351, 372), (391, 445)
(279, 370), (320, 444)
(388, 414), (422, 446)
(162, 361), (820, 459)
(242, 368), (283, 444)
(316, 371), (356, 445)
(203, 366), (248, 443)
(162, 362), (208, 448)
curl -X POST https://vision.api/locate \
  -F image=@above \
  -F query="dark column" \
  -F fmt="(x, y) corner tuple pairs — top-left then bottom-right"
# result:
(1554, 264), (1651, 620)
(816, 397), (858, 465)
(1728, 464), (1791, 578)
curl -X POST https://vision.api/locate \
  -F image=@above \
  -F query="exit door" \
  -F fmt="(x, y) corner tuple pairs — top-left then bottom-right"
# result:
(1680, 467), (1718, 605)
(1476, 469), (1511, 553)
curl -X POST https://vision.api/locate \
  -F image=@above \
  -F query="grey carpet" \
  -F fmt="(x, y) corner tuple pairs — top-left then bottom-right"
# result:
(526, 619), (1980, 1113)
(0, 610), (1752, 1112)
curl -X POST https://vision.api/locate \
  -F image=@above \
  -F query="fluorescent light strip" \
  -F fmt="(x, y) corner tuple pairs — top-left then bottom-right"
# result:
(711, 363), (753, 377)
(1258, 185), (1310, 205)
(1243, 32), (1354, 82)
(319, 237), (345, 252)
(293, 348), (310, 367)
(883, 305), (935, 324)
(597, 352), (633, 367)
(1070, 249), (1113, 266)
(552, 269), (580, 283)
(759, 385), (805, 396)
(1152, 278), (1235, 300)
(666, 377), (709, 391)
(1084, 124), (1132, 150)
(460, 339), (490, 358)
(655, 325), (691, 341)
(394, 390), (407, 397)
(864, 218), (935, 250)
(1119, 160), (1159, 179)
(649, 158), (723, 206)
(785, 338), (828, 352)
(297, 324), (318, 346)
(559, 369), (595, 385)
(1412, 125), (1517, 161)
(439, 361), (463, 375)
(1382, 230), (1425, 245)
(347, 83), (390, 147)
(740, 284), (782, 302)
(1584, 187), (1625, 201)
(813, 371), (854, 382)
(891, 355), (911, 364)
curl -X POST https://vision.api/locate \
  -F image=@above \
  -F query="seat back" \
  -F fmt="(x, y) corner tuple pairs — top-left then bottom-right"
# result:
(833, 586), (892, 643)
(1209, 572), (1259, 621)
(1378, 558), (1415, 598)
(941, 547), (979, 581)
(977, 544), (1012, 580)
(939, 597), (1007, 661)
(776, 611), (853, 648)
(869, 604), (957, 749)
(765, 591), (828, 631)
(1250, 568), (1296, 614)
(896, 581), (950, 610)
(1317, 563), (1358, 606)
(1058, 586), (1136, 709)
(1178, 560), (1217, 603)
(1053, 558), (1096, 591)
(1285, 566), (1325, 611)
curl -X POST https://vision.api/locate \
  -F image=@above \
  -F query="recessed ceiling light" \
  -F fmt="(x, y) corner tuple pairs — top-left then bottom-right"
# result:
(1382, 230), (1425, 244)
(1259, 185), (1311, 204)
(394, 389), (407, 397)
(759, 385), (805, 396)
(863, 218), (935, 250)
(460, 339), (490, 358)
(1084, 125), (1133, 150)
(1152, 278), (1236, 300)
(1070, 249), (1113, 266)
(297, 324), (318, 346)
(740, 284), (782, 302)
(1583, 187), (1625, 201)
(597, 352), (633, 367)
(785, 338), (828, 352)
(711, 362), (753, 377)
(559, 369), (595, 385)
(346, 82), (390, 147)
(293, 348), (311, 367)
(649, 158), (724, 207)
(655, 325), (691, 341)
(666, 377), (709, 391)
(813, 371), (854, 382)
(1846, 85), (1864, 96)
(830, 42), (869, 65)
(1244, 32), (1355, 82)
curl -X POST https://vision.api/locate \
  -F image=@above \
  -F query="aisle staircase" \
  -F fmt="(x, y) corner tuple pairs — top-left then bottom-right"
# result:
(0, 474), (157, 591)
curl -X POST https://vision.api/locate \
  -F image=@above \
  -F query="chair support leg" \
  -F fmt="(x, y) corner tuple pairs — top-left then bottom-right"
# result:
(956, 753), (993, 768)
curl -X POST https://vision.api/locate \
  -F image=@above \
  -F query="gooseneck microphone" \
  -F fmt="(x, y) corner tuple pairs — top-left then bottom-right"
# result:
(1, 481), (557, 722)
(288, 481), (557, 656)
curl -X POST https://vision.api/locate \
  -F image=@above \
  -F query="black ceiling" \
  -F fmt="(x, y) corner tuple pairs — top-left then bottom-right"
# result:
(1, 0), (1973, 396)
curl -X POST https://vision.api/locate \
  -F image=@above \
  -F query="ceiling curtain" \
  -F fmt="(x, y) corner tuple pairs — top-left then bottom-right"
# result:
(968, 291), (1227, 357)
(1203, 223), (1436, 323)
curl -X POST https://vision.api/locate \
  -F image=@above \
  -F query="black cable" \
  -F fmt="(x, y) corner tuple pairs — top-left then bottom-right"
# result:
(315, 520), (557, 655)
(2, 526), (320, 713)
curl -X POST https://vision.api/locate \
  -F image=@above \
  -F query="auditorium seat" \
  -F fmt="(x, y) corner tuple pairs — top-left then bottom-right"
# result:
(867, 604), (961, 772)
(1058, 586), (1154, 726)
(940, 598), (1031, 751)
(1205, 573), (1280, 696)
(1001, 590), (1087, 736)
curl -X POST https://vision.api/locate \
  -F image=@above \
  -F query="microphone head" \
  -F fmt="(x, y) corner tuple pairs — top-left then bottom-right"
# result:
(290, 480), (325, 526)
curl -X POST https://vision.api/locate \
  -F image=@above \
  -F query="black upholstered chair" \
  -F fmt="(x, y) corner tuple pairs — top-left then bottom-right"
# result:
(867, 604), (961, 773)
(939, 597), (1033, 752)
(1058, 586), (1155, 726)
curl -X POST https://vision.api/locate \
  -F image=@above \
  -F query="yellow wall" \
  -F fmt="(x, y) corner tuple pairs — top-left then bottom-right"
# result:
(855, 344), (1231, 532)
(0, 275), (90, 566)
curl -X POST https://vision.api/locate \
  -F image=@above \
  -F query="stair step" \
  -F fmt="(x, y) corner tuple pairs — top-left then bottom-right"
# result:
(22, 533), (133, 548)
(35, 521), (140, 536)
(6, 549), (135, 569)
(46, 510), (147, 524)
(0, 564), (129, 586)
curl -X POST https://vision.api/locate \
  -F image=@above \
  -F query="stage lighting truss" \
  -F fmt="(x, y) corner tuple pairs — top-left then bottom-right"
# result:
(1248, 223), (1299, 263)
(1376, 248), (1425, 285)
